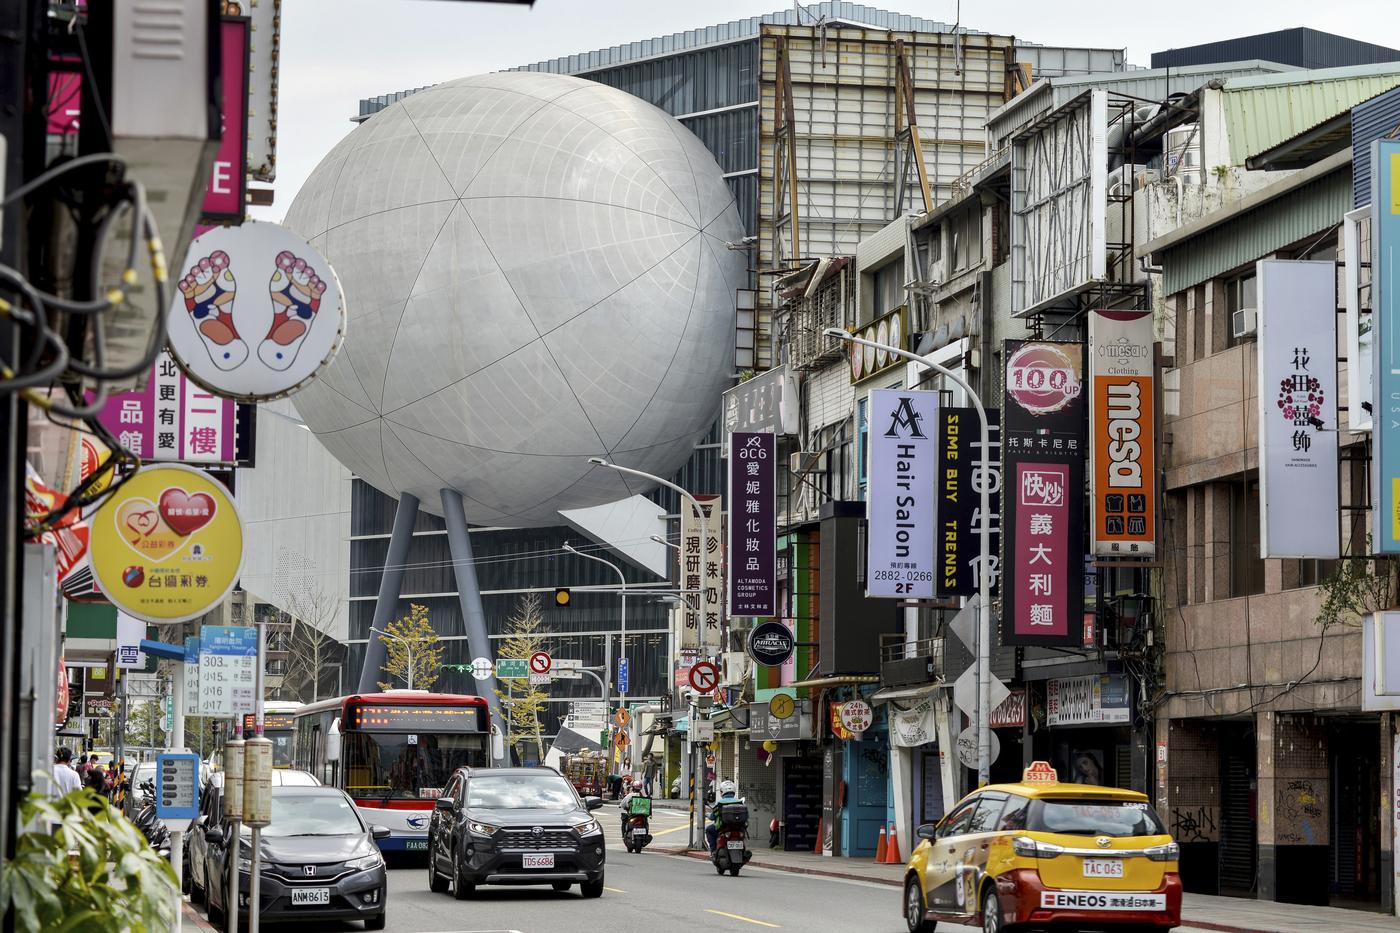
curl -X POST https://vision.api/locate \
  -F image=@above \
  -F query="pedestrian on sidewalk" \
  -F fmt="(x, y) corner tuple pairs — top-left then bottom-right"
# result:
(52, 747), (82, 796)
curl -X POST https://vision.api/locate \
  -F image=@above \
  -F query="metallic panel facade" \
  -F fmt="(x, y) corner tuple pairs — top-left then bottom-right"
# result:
(1160, 166), (1352, 295)
(1353, 85), (1400, 209)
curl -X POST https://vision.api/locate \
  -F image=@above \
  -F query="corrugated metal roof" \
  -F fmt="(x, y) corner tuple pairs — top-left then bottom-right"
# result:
(1152, 27), (1400, 71)
(1353, 85), (1400, 207)
(1160, 163), (1351, 295)
(1223, 62), (1400, 163)
(986, 60), (1293, 150)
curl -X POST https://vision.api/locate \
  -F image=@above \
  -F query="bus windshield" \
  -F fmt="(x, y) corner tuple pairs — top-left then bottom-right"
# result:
(342, 731), (488, 800)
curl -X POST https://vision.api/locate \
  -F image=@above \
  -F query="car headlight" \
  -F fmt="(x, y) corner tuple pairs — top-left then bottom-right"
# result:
(1145, 842), (1179, 862)
(1011, 835), (1063, 859)
(468, 821), (498, 836)
(346, 852), (384, 872)
(575, 819), (601, 837)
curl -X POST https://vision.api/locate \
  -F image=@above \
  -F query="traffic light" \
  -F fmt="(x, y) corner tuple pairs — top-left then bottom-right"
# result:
(554, 587), (571, 607)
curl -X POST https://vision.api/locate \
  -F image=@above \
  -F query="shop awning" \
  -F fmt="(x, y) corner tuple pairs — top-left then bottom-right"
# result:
(783, 675), (880, 690)
(870, 681), (945, 705)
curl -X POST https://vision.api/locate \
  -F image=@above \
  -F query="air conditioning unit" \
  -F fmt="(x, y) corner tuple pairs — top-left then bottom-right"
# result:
(1232, 307), (1257, 339)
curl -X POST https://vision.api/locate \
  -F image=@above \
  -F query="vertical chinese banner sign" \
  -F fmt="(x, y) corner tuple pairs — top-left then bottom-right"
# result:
(866, 389), (939, 599)
(1088, 310), (1156, 556)
(1257, 260), (1340, 558)
(936, 407), (1002, 596)
(728, 432), (776, 617)
(680, 495), (724, 653)
(1002, 340), (1087, 647)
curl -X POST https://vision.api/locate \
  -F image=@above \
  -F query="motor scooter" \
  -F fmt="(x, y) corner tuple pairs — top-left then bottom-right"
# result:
(622, 794), (652, 853)
(710, 801), (752, 877)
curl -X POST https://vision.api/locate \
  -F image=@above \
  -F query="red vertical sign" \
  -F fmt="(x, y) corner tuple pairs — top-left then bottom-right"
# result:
(1012, 463), (1070, 639)
(203, 18), (250, 220)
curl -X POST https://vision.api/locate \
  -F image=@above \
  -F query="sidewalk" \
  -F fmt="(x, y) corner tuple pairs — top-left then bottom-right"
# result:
(657, 845), (1400, 933)
(181, 899), (216, 931)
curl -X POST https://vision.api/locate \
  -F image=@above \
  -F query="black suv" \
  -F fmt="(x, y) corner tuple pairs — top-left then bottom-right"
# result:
(426, 767), (606, 898)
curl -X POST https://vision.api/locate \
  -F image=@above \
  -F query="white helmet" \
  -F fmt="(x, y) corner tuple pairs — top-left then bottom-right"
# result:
(719, 780), (737, 798)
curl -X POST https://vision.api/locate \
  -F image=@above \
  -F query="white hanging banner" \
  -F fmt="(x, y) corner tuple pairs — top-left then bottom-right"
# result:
(1256, 260), (1340, 559)
(866, 389), (939, 599)
(890, 698), (938, 748)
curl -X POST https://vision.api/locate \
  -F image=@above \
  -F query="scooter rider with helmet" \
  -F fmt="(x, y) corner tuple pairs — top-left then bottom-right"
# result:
(705, 779), (740, 851)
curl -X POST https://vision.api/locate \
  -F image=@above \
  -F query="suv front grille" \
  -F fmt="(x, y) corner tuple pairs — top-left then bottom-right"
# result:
(498, 828), (575, 850)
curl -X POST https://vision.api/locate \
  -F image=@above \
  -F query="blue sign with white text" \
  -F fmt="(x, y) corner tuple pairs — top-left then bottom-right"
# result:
(155, 752), (200, 823)
(618, 658), (629, 695)
(1374, 139), (1400, 552)
(201, 626), (256, 657)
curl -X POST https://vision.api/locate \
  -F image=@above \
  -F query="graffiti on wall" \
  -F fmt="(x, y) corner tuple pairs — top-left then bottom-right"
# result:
(1169, 805), (1220, 843)
(1276, 778), (1326, 846)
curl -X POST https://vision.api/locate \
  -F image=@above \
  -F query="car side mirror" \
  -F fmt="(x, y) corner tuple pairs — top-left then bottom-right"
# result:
(585, 796), (603, 811)
(371, 825), (392, 840)
(916, 824), (937, 841)
(434, 797), (456, 811)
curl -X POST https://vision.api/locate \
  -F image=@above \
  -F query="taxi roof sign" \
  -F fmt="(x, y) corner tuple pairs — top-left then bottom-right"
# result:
(1023, 761), (1059, 784)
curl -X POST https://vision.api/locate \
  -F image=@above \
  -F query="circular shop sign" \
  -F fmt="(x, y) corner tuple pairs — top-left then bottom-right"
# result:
(1005, 342), (1082, 416)
(91, 464), (245, 623)
(747, 620), (796, 668)
(166, 221), (346, 402)
(839, 699), (873, 734)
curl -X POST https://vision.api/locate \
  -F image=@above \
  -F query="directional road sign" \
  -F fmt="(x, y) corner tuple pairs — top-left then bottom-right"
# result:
(469, 657), (493, 681)
(495, 658), (528, 678)
(529, 651), (552, 675)
(553, 659), (582, 671)
(617, 657), (629, 695)
(688, 661), (719, 693)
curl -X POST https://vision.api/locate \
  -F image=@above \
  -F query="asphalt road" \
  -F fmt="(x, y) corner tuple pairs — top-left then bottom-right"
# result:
(214, 805), (1225, 932)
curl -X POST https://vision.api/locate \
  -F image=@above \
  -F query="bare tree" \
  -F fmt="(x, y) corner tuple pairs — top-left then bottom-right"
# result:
(281, 584), (343, 703)
(495, 593), (550, 764)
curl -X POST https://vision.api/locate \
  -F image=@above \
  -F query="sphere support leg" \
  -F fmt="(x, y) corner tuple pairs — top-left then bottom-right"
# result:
(356, 492), (420, 693)
(441, 488), (506, 765)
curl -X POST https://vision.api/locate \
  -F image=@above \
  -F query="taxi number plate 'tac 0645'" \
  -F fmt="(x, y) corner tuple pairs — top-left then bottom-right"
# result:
(1082, 858), (1124, 878)
(291, 888), (329, 906)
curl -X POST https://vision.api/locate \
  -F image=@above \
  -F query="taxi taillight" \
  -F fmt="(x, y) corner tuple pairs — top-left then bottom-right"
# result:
(1145, 842), (1179, 861)
(1012, 836), (1064, 859)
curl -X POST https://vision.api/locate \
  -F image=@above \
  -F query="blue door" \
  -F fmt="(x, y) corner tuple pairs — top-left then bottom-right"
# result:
(843, 741), (890, 857)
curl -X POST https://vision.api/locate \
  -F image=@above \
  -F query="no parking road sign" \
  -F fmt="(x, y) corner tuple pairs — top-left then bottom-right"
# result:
(688, 661), (719, 693)
(529, 651), (552, 675)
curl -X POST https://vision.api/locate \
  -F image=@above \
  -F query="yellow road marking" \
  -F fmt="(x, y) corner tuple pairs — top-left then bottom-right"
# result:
(604, 885), (627, 894)
(652, 824), (690, 837)
(705, 909), (781, 928)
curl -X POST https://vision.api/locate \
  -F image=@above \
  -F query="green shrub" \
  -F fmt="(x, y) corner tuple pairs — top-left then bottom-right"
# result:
(0, 786), (177, 932)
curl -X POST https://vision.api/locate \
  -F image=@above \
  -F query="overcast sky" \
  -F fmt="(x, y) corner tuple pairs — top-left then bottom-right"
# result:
(255, 0), (1400, 222)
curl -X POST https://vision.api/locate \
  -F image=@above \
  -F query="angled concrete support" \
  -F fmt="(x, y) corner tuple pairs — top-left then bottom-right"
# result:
(356, 493), (419, 693)
(441, 488), (505, 765)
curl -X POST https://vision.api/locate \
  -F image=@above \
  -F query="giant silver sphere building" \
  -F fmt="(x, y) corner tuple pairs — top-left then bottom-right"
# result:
(283, 72), (746, 526)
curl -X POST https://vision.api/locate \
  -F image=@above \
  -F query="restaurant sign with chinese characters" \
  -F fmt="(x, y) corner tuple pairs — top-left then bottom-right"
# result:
(680, 495), (724, 653)
(727, 432), (776, 617)
(1002, 341), (1087, 647)
(96, 351), (237, 463)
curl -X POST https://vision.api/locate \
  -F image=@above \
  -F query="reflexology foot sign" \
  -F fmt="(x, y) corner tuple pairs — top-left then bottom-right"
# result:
(168, 221), (345, 401)
(91, 464), (245, 623)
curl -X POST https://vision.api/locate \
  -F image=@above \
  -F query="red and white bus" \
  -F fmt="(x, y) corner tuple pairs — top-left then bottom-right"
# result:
(292, 690), (501, 852)
(242, 700), (302, 767)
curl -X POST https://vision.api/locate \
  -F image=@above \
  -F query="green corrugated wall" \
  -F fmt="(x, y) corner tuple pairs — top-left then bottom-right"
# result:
(1161, 167), (1351, 296)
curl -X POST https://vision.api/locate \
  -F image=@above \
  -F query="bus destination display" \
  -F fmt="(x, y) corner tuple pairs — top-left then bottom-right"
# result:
(243, 713), (295, 732)
(349, 704), (486, 732)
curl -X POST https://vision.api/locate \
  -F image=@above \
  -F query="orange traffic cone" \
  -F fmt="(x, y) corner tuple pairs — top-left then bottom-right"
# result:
(883, 823), (902, 863)
(813, 816), (823, 854)
(873, 824), (888, 862)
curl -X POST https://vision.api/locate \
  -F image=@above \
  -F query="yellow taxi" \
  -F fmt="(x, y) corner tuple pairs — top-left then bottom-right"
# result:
(903, 762), (1181, 932)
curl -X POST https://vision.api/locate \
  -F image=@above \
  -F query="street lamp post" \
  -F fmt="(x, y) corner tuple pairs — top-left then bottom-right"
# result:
(824, 327), (995, 788)
(370, 627), (414, 691)
(588, 457), (710, 847)
(563, 542), (627, 701)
